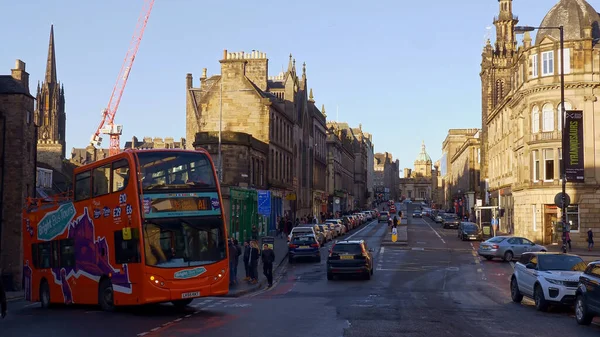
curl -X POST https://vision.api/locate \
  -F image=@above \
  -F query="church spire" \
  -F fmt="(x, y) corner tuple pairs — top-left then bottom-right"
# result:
(45, 24), (57, 84)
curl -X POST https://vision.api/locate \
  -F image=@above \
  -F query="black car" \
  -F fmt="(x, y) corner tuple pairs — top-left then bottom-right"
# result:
(327, 240), (374, 280)
(288, 235), (321, 263)
(457, 222), (482, 241)
(442, 215), (460, 229)
(575, 261), (600, 325)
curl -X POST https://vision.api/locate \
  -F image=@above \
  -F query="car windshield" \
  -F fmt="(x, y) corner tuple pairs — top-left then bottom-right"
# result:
(292, 236), (316, 245)
(444, 214), (457, 219)
(137, 152), (217, 190)
(538, 255), (586, 271)
(332, 244), (362, 255)
(143, 216), (226, 268)
(463, 224), (478, 231)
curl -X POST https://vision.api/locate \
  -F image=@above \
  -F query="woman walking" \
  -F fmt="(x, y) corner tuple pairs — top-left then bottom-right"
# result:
(588, 228), (594, 251)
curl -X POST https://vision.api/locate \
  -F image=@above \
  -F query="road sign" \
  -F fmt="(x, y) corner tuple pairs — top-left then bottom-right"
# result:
(257, 190), (271, 216)
(554, 192), (571, 208)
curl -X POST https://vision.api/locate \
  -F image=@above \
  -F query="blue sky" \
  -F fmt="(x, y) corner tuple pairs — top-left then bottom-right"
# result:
(1, 0), (557, 171)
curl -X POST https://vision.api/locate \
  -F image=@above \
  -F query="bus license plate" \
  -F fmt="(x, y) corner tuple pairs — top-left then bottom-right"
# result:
(181, 291), (200, 299)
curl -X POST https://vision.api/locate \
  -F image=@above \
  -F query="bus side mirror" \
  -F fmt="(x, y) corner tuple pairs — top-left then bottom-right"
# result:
(122, 227), (132, 240)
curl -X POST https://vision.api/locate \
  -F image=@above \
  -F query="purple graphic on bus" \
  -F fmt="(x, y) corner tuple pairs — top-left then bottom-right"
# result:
(51, 208), (131, 303)
(23, 261), (32, 301)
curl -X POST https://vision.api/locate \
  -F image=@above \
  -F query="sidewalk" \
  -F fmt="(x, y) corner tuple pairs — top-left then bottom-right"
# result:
(226, 235), (289, 297)
(545, 244), (600, 261)
(6, 290), (23, 302)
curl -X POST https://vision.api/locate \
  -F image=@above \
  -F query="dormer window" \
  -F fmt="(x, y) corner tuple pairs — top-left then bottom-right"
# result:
(542, 51), (554, 76)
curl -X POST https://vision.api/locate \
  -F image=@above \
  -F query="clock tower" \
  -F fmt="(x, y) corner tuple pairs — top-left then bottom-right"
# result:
(36, 25), (66, 171)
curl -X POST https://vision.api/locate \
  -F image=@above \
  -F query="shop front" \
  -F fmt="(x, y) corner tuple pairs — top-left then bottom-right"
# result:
(229, 187), (258, 242)
(313, 190), (327, 217)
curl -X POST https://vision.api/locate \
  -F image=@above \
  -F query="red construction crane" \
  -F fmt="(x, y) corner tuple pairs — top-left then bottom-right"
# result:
(90, 0), (155, 156)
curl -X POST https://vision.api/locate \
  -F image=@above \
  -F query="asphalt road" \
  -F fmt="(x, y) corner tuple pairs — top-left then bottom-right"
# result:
(4, 207), (600, 336)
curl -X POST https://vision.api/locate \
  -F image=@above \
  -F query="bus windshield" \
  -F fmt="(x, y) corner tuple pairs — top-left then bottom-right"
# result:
(138, 152), (217, 190)
(143, 216), (226, 268)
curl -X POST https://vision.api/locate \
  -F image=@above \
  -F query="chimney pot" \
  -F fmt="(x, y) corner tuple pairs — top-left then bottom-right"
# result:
(223, 49), (228, 60)
(15, 59), (25, 70)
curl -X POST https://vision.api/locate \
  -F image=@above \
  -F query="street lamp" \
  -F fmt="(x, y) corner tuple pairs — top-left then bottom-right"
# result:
(515, 25), (567, 247)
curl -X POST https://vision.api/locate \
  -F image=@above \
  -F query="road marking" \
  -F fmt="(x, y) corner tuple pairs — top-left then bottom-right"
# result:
(379, 247), (385, 254)
(474, 258), (480, 264)
(422, 219), (446, 244)
(477, 268), (483, 273)
(509, 261), (515, 269)
(411, 247), (425, 251)
(346, 220), (377, 240)
(24, 303), (38, 308)
(471, 251), (477, 257)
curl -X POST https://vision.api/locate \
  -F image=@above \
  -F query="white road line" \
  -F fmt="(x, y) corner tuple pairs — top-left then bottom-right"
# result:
(379, 247), (385, 254)
(422, 219), (446, 244)
(509, 261), (515, 269)
(346, 220), (377, 240)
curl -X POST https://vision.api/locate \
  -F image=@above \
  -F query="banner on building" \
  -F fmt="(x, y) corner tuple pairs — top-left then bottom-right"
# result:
(564, 110), (584, 183)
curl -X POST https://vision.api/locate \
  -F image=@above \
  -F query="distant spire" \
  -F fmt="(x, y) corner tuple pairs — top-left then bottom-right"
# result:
(321, 104), (327, 117)
(302, 62), (306, 76)
(421, 140), (426, 152)
(45, 24), (57, 84)
(287, 54), (293, 71)
(309, 88), (314, 102)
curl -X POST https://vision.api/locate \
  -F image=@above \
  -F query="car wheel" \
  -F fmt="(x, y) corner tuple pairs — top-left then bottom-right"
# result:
(39, 280), (51, 309)
(98, 279), (115, 312)
(503, 251), (514, 262)
(534, 285), (548, 312)
(364, 271), (371, 280)
(288, 257), (294, 264)
(510, 277), (523, 303)
(575, 294), (594, 325)
(485, 256), (493, 261)
(316, 256), (321, 263)
(540, 250), (547, 253)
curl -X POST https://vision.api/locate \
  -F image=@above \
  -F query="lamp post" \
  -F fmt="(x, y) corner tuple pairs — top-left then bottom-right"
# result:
(515, 25), (567, 248)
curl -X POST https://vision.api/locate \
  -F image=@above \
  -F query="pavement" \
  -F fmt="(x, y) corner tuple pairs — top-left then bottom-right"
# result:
(5, 207), (600, 336)
(545, 244), (600, 262)
(225, 235), (289, 297)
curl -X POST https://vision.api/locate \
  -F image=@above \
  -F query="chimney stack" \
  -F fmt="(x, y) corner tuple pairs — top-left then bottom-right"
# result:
(11, 59), (30, 94)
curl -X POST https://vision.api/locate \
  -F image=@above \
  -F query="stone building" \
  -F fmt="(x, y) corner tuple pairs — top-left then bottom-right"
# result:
(374, 152), (399, 201)
(0, 60), (36, 290)
(124, 136), (186, 150)
(310, 100), (327, 216)
(186, 50), (300, 236)
(327, 122), (356, 211)
(326, 125), (343, 214)
(398, 142), (436, 202)
(442, 129), (480, 209)
(480, 0), (600, 245)
(364, 132), (375, 207)
(448, 131), (481, 214)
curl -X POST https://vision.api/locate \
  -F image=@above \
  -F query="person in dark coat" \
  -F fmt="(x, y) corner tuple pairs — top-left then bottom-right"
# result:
(0, 275), (6, 318)
(251, 225), (259, 240)
(228, 239), (238, 285)
(261, 243), (275, 287)
(588, 228), (594, 251)
(242, 240), (251, 281)
(249, 241), (260, 284)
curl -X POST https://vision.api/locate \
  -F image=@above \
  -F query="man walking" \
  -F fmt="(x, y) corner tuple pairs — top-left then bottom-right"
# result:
(261, 243), (275, 288)
(243, 240), (251, 281)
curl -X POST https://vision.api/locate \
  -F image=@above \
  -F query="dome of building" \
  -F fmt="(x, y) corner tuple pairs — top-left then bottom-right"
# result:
(415, 141), (432, 163)
(536, 0), (600, 44)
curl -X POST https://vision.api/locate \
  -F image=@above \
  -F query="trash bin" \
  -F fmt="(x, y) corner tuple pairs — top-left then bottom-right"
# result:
(261, 236), (275, 252)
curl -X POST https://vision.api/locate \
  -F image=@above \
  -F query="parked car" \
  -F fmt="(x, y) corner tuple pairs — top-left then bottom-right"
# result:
(327, 240), (374, 280)
(575, 260), (600, 325)
(457, 222), (482, 241)
(478, 236), (547, 261)
(312, 225), (326, 245)
(288, 234), (321, 263)
(317, 224), (333, 242)
(287, 226), (316, 242)
(510, 252), (586, 311)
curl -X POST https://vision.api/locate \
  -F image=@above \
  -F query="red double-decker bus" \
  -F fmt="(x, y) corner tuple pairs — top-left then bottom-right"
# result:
(22, 149), (229, 310)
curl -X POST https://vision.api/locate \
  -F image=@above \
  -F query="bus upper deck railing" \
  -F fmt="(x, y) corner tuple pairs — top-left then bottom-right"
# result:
(24, 190), (74, 212)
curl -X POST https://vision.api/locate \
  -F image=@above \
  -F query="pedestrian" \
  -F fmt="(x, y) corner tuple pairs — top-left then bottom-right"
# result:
(251, 225), (258, 240)
(0, 274), (6, 319)
(277, 217), (285, 238)
(243, 240), (251, 281)
(469, 208), (476, 223)
(588, 228), (594, 251)
(249, 241), (260, 284)
(565, 231), (572, 251)
(234, 238), (242, 276)
(228, 239), (238, 285)
(261, 243), (275, 288)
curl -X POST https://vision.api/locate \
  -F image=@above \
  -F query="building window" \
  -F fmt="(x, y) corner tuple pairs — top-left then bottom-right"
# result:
(531, 106), (540, 133)
(92, 164), (111, 197)
(532, 150), (540, 182)
(542, 51), (554, 76)
(566, 205), (579, 232)
(557, 102), (572, 131)
(542, 103), (554, 132)
(530, 54), (538, 78)
(36, 168), (53, 189)
(544, 149), (554, 181)
(532, 204), (537, 231)
(558, 48), (571, 75)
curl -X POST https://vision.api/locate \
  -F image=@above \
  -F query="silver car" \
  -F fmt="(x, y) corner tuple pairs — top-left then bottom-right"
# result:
(478, 236), (547, 262)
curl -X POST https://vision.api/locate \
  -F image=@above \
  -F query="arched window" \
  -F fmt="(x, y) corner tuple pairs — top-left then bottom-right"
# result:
(557, 101), (572, 131)
(531, 106), (540, 133)
(542, 103), (554, 132)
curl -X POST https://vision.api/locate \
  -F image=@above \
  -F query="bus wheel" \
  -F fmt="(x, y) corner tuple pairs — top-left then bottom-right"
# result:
(40, 280), (51, 308)
(172, 299), (193, 308)
(98, 279), (115, 312)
